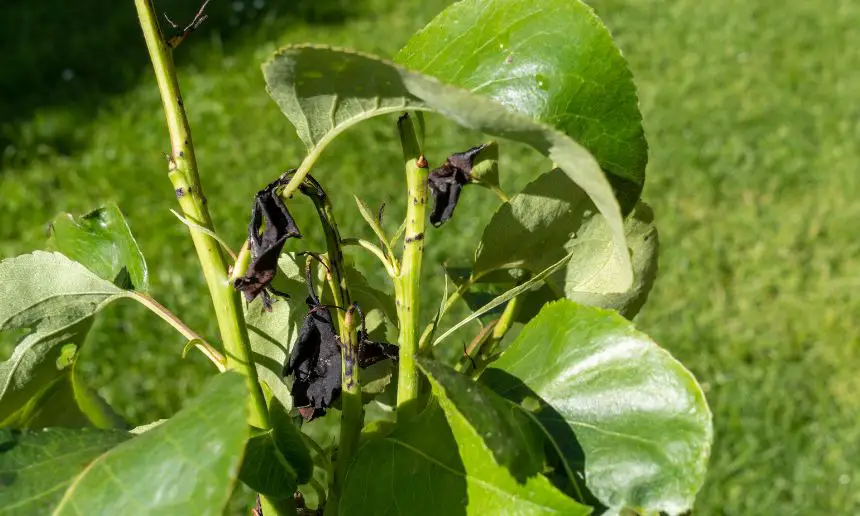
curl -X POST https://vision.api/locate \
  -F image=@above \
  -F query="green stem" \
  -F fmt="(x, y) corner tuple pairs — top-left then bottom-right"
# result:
(394, 113), (428, 413)
(302, 190), (361, 516)
(490, 294), (521, 344)
(134, 0), (269, 430)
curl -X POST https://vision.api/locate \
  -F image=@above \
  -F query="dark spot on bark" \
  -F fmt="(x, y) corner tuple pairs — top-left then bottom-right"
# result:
(177, 97), (183, 107)
(405, 233), (425, 243)
(175, 187), (185, 198)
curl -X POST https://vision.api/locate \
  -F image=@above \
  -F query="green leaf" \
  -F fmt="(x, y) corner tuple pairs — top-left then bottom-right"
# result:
(473, 170), (658, 318)
(1, 367), (125, 430)
(239, 399), (313, 497)
(396, 0), (647, 212)
(245, 253), (307, 412)
(340, 391), (589, 515)
(433, 249), (574, 346)
(415, 357), (550, 484)
(264, 45), (633, 289)
(52, 372), (249, 515)
(0, 427), (131, 515)
(271, 399), (313, 484)
(239, 432), (298, 497)
(343, 264), (397, 340)
(561, 201), (658, 318)
(49, 202), (148, 291)
(0, 252), (127, 424)
(480, 300), (713, 514)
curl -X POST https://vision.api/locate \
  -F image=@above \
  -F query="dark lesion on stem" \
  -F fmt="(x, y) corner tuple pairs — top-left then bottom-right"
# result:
(428, 143), (490, 227)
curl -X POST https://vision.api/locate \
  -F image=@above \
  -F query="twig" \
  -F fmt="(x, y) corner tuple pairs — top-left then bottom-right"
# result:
(165, 0), (212, 48)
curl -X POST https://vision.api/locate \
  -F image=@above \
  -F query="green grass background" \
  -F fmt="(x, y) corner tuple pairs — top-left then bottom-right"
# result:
(1, 0), (858, 513)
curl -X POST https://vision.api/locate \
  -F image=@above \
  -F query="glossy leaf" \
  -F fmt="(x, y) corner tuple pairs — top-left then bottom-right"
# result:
(474, 170), (658, 318)
(340, 361), (589, 515)
(481, 300), (712, 514)
(0, 252), (127, 423)
(52, 372), (249, 515)
(264, 45), (633, 289)
(561, 202), (658, 318)
(396, 0), (647, 212)
(0, 428), (130, 515)
(416, 357), (550, 484)
(49, 202), (148, 291)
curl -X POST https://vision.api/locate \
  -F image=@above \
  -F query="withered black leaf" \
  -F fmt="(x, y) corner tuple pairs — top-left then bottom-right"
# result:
(428, 143), (488, 227)
(233, 171), (302, 309)
(283, 261), (399, 421)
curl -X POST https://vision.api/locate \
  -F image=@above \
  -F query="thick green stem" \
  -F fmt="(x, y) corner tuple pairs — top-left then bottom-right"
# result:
(303, 191), (361, 516)
(394, 113), (428, 412)
(134, 0), (269, 430)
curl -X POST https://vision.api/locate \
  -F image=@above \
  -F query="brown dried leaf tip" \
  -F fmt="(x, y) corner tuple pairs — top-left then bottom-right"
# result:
(428, 143), (489, 227)
(233, 171), (302, 309)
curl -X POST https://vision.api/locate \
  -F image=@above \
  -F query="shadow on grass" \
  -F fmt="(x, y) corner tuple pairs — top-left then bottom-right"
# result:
(0, 0), (359, 170)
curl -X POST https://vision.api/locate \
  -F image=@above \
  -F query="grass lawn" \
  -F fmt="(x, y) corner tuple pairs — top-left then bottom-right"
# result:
(2, 0), (858, 513)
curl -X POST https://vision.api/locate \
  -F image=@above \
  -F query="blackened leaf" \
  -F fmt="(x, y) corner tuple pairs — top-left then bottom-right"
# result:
(49, 202), (149, 291)
(52, 372), (249, 515)
(396, 0), (647, 213)
(0, 427), (131, 514)
(235, 177), (302, 304)
(264, 46), (634, 289)
(480, 300), (712, 515)
(428, 145), (487, 227)
(286, 301), (342, 420)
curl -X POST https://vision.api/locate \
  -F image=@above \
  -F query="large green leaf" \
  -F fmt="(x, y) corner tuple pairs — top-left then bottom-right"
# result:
(473, 170), (658, 318)
(396, 0), (647, 212)
(264, 45), (633, 289)
(0, 428), (130, 515)
(0, 252), (127, 424)
(480, 300), (712, 514)
(340, 364), (589, 515)
(52, 372), (249, 515)
(49, 202), (148, 291)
